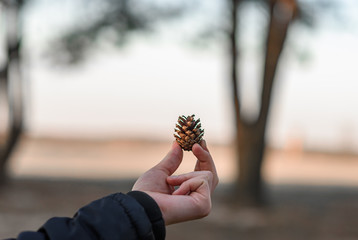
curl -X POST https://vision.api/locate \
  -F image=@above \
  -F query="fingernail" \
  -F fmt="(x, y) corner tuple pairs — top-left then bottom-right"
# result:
(193, 142), (203, 150)
(201, 139), (207, 149)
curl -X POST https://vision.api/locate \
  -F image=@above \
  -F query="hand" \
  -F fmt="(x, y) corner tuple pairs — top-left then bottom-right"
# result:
(132, 140), (219, 225)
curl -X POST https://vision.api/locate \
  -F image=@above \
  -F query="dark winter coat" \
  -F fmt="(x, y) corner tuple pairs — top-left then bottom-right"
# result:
(5, 191), (165, 240)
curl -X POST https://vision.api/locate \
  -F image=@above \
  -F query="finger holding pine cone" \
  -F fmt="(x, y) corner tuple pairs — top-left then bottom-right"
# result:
(174, 114), (204, 151)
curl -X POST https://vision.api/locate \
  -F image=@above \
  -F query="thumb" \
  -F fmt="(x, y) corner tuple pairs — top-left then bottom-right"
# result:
(154, 141), (183, 176)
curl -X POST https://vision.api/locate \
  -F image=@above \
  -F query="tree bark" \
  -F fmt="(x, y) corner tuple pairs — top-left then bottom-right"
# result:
(230, 0), (297, 204)
(236, 122), (266, 203)
(0, 0), (23, 183)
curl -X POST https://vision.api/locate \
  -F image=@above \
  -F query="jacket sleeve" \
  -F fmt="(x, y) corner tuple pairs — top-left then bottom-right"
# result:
(11, 191), (165, 240)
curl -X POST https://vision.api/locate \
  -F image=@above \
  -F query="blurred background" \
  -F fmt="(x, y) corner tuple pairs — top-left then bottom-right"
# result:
(1, 0), (358, 239)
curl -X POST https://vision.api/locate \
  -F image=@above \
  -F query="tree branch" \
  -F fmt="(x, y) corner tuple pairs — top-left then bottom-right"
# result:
(257, 0), (297, 127)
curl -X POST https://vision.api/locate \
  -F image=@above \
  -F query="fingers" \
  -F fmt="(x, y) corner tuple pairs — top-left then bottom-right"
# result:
(167, 171), (213, 195)
(167, 171), (212, 185)
(172, 178), (205, 196)
(193, 140), (213, 171)
(154, 141), (183, 176)
(192, 140), (219, 190)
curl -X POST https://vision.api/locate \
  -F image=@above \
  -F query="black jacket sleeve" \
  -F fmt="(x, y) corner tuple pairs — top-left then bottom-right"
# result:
(8, 191), (165, 240)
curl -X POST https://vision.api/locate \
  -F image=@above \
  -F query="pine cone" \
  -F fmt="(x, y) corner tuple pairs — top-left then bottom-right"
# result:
(174, 114), (204, 151)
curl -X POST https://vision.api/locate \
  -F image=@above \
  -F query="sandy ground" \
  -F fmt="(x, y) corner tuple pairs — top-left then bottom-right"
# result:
(7, 137), (358, 186)
(1, 137), (358, 239)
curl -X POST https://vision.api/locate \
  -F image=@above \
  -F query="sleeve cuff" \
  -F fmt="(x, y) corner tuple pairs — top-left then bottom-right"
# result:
(127, 191), (166, 240)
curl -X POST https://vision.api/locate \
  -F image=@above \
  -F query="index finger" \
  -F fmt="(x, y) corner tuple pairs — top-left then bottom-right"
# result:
(192, 140), (219, 189)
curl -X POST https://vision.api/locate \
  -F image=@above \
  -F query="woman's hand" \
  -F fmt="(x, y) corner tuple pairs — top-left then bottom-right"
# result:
(132, 140), (218, 225)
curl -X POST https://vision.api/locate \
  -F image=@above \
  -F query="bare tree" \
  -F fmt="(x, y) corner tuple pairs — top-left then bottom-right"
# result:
(0, 0), (24, 182)
(229, 0), (298, 203)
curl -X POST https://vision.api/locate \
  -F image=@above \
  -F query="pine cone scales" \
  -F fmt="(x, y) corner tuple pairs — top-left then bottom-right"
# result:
(174, 114), (204, 151)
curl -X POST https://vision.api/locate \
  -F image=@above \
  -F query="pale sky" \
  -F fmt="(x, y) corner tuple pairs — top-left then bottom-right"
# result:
(15, 0), (358, 153)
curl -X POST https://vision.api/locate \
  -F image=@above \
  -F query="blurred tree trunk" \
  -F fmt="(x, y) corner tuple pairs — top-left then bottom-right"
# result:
(230, 0), (298, 204)
(0, 0), (23, 183)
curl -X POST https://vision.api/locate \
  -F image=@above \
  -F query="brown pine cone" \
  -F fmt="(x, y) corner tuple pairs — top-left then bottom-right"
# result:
(174, 114), (204, 151)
